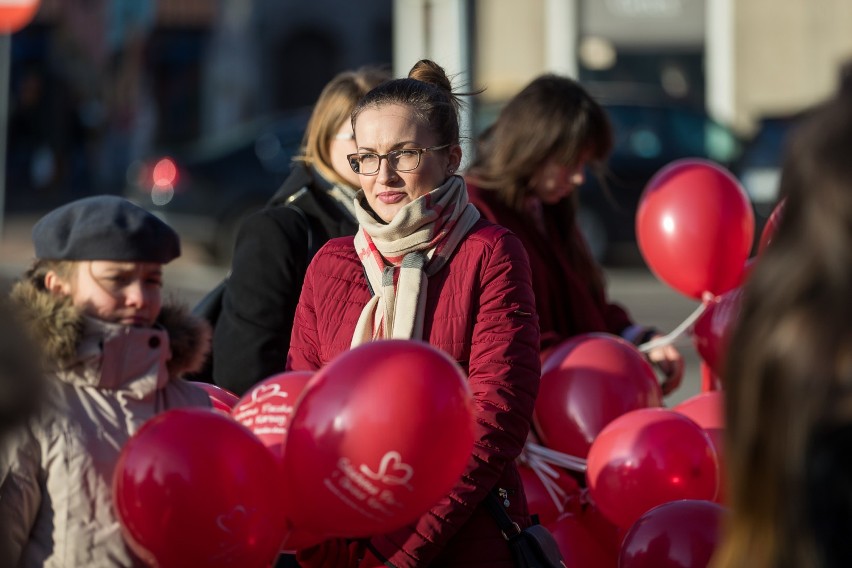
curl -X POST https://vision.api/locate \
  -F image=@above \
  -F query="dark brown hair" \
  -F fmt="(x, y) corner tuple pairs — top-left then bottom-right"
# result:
(467, 74), (612, 292)
(468, 74), (612, 212)
(351, 59), (466, 148)
(714, 85), (852, 568)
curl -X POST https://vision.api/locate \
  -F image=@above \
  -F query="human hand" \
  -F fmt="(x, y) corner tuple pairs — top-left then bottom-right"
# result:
(296, 539), (364, 568)
(646, 335), (685, 395)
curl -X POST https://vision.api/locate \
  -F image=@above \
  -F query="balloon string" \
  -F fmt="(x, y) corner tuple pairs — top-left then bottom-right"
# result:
(524, 452), (569, 514)
(524, 441), (588, 473)
(637, 299), (710, 353)
(519, 447), (570, 514)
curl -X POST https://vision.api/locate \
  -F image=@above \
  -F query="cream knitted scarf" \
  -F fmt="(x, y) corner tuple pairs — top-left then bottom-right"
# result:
(352, 175), (480, 346)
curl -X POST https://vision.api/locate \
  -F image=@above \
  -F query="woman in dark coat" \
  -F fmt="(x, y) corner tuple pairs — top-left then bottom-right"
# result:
(212, 67), (389, 394)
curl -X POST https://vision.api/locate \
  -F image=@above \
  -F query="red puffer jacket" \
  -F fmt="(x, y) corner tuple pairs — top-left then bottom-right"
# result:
(287, 218), (541, 567)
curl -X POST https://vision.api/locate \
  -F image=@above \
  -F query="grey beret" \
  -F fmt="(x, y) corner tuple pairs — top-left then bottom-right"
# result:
(32, 196), (180, 263)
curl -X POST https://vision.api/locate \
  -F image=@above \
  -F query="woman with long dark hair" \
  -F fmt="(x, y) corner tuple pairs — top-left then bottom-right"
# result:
(466, 75), (684, 394)
(714, 80), (852, 568)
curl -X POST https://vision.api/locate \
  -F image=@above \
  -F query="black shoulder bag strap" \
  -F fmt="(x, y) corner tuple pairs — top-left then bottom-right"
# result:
(483, 492), (566, 568)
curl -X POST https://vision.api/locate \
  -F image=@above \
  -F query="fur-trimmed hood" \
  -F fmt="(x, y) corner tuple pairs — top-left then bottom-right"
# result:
(8, 279), (211, 377)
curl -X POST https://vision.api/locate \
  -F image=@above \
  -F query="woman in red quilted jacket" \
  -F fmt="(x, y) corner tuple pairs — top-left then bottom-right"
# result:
(287, 59), (541, 567)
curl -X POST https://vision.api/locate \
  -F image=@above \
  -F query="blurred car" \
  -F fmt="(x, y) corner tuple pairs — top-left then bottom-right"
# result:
(124, 108), (311, 264)
(732, 113), (806, 237)
(474, 94), (744, 263)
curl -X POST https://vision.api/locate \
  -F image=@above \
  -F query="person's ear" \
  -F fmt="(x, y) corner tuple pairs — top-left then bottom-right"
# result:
(447, 143), (463, 174)
(44, 270), (72, 296)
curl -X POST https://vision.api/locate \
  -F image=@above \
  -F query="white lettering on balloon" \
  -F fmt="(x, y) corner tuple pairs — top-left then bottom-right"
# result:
(323, 453), (411, 519)
(233, 391), (296, 435)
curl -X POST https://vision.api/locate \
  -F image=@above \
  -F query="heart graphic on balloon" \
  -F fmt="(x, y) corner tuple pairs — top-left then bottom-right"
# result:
(251, 383), (289, 404)
(360, 451), (414, 489)
(216, 505), (250, 534)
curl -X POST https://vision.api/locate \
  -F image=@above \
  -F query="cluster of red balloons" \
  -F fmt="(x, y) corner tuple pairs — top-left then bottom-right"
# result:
(517, 158), (764, 566)
(525, 329), (728, 567)
(113, 340), (476, 567)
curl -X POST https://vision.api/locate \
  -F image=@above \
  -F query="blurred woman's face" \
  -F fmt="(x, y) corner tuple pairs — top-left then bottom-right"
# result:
(329, 119), (361, 189)
(529, 157), (587, 205)
(47, 261), (163, 327)
(353, 104), (461, 223)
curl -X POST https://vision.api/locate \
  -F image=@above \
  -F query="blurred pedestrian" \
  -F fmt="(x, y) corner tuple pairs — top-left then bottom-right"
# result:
(0, 196), (211, 567)
(0, 297), (43, 437)
(713, 77), (852, 568)
(466, 74), (684, 395)
(211, 66), (391, 394)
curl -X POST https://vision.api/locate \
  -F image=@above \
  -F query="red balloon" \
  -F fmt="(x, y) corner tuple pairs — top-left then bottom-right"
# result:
(519, 465), (581, 526)
(535, 334), (663, 459)
(674, 392), (726, 505)
(637, 159), (755, 299)
(691, 287), (743, 378)
(283, 340), (475, 538)
(232, 371), (313, 458)
(586, 408), (719, 529)
(192, 382), (241, 413)
(549, 512), (618, 568)
(619, 500), (726, 568)
(758, 198), (786, 253)
(113, 408), (288, 568)
(572, 496), (624, 553)
(673, 392), (724, 432)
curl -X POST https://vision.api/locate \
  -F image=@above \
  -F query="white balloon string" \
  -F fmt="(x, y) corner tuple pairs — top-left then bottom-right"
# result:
(637, 299), (711, 353)
(524, 441), (588, 473)
(530, 455), (560, 479)
(519, 448), (569, 514)
(532, 455), (568, 514)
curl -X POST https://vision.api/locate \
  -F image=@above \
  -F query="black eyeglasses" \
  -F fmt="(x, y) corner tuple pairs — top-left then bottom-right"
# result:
(347, 144), (450, 175)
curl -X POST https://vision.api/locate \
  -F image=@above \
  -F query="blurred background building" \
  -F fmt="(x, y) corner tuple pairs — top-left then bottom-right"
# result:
(462, 0), (852, 132)
(4, 0), (851, 262)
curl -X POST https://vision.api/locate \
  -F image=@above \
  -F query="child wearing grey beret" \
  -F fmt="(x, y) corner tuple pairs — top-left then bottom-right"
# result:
(0, 196), (213, 566)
